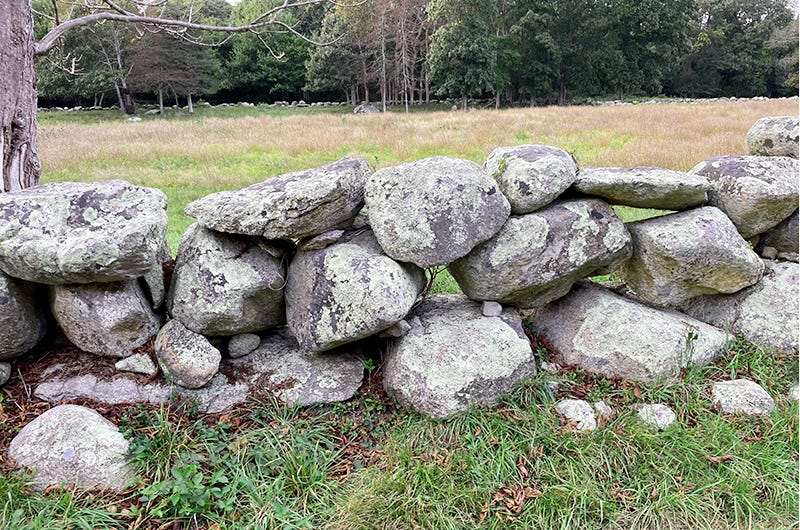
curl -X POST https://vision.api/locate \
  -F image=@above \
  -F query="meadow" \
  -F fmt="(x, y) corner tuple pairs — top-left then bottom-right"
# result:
(0, 99), (796, 530)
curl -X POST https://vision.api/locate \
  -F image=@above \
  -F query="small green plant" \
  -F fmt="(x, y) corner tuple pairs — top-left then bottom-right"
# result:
(681, 325), (699, 367)
(491, 156), (508, 180)
(364, 358), (377, 374)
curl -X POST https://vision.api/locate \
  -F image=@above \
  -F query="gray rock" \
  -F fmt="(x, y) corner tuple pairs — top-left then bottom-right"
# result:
(484, 145), (578, 214)
(449, 199), (632, 308)
(114, 353), (156, 375)
(760, 246), (778, 260)
(142, 240), (171, 309)
(678, 260), (798, 353)
(556, 399), (597, 431)
(286, 230), (425, 352)
(298, 230), (345, 251)
(0, 362), (10, 385)
(8, 405), (132, 491)
(0, 271), (46, 360)
(540, 361), (561, 373)
(532, 282), (728, 383)
(593, 401), (613, 418)
(167, 224), (286, 336)
(712, 379), (775, 417)
(617, 207), (764, 306)
(689, 156), (799, 238)
(757, 210), (798, 254)
(353, 104), (380, 114)
(791, 384), (799, 401)
(745, 116), (799, 158)
(635, 404), (676, 430)
(481, 301), (503, 317)
(383, 295), (536, 419)
(154, 320), (221, 389)
(573, 166), (710, 210)
(0, 180), (167, 284)
(185, 158), (371, 239)
(50, 280), (161, 358)
(379, 320), (412, 338)
(778, 252), (799, 262)
(227, 333), (261, 358)
(365, 156), (510, 268)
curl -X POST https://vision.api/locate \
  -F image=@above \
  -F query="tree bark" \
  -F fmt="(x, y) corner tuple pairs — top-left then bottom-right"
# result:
(187, 93), (194, 114)
(0, 0), (41, 192)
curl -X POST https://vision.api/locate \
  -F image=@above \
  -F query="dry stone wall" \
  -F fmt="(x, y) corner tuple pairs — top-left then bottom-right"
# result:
(0, 116), (797, 419)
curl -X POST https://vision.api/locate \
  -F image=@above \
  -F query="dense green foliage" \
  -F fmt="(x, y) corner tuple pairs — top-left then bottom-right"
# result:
(35, 0), (798, 109)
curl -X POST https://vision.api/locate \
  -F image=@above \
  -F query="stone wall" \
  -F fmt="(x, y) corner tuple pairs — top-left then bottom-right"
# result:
(0, 116), (797, 419)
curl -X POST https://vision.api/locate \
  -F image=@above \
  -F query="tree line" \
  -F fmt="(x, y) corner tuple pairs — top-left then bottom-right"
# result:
(35, 0), (798, 112)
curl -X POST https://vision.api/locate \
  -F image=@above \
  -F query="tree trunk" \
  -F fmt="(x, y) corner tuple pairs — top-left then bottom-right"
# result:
(187, 93), (194, 114)
(0, 0), (41, 192)
(158, 85), (164, 114)
(495, 91), (500, 110)
(461, 95), (468, 111)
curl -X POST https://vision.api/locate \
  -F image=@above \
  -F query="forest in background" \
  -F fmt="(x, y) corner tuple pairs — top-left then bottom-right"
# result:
(34, 0), (799, 111)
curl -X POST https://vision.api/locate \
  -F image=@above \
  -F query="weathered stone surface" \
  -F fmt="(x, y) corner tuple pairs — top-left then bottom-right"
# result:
(689, 156), (798, 238)
(142, 240), (171, 309)
(757, 210), (798, 255)
(383, 295), (536, 419)
(746, 116), (799, 158)
(0, 180), (167, 284)
(594, 401), (613, 418)
(50, 280), (160, 358)
(678, 260), (798, 353)
(484, 145), (577, 214)
(0, 362), (10, 385)
(449, 199), (632, 308)
(481, 301), (503, 317)
(636, 404), (676, 430)
(791, 385), (799, 401)
(618, 207), (764, 306)
(712, 379), (775, 417)
(573, 167), (711, 209)
(286, 230), (425, 352)
(0, 271), (46, 360)
(761, 246), (778, 259)
(167, 224), (286, 336)
(8, 405), (132, 491)
(154, 320), (221, 389)
(298, 230), (345, 251)
(533, 282), (728, 383)
(378, 320), (412, 338)
(114, 353), (155, 375)
(556, 399), (597, 431)
(227, 333), (261, 358)
(185, 158), (371, 239)
(365, 156), (511, 268)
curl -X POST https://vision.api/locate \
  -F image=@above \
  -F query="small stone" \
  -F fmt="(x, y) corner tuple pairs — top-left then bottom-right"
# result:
(546, 381), (560, 395)
(556, 399), (597, 431)
(636, 404), (676, 430)
(378, 320), (412, 338)
(540, 362), (561, 373)
(481, 301), (503, 317)
(761, 246), (778, 260)
(227, 333), (261, 358)
(712, 379), (775, 417)
(790, 385), (799, 401)
(594, 401), (613, 418)
(298, 230), (345, 251)
(0, 362), (11, 385)
(155, 320), (221, 389)
(778, 252), (799, 262)
(114, 354), (156, 375)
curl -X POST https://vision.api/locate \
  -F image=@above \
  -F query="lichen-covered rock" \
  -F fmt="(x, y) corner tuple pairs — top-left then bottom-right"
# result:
(745, 116), (799, 158)
(556, 399), (597, 431)
(689, 156), (798, 238)
(635, 404), (676, 430)
(532, 282), (727, 383)
(0, 180), (167, 284)
(757, 210), (798, 255)
(712, 379), (775, 417)
(0, 271), (46, 360)
(573, 167), (711, 209)
(238, 328), (364, 406)
(0, 362), (11, 385)
(155, 320), (221, 389)
(8, 405), (132, 491)
(286, 230), (425, 352)
(484, 145), (577, 214)
(114, 353), (156, 375)
(618, 207), (764, 306)
(365, 156), (510, 267)
(449, 199), (631, 308)
(227, 333), (261, 358)
(142, 240), (171, 309)
(383, 295), (536, 419)
(167, 224), (286, 336)
(185, 158), (371, 239)
(50, 280), (160, 358)
(678, 260), (798, 353)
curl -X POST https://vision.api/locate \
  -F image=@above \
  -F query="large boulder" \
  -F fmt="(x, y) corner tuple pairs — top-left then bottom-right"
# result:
(449, 199), (631, 308)
(484, 145), (577, 214)
(572, 167), (711, 210)
(0, 180), (167, 284)
(532, 282), (728, 383)
(745, 116), (799, 158)
(154, 320), (221, 389)
(678, 260), (798, 353)
(8, 404), (132, 491)
(50, 280), (160, 358)
(364, 156), (510, 267)
(167, 224), (286, 336)
(757, 210), (798, 255)
(689, 156), (798, 238)
(286, 230), (425, 352)
(383, 295), (536, 419)
(617, 207), (764, 306)
(0, 271), (46, 360)
(184, 158), (371, 239)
